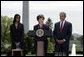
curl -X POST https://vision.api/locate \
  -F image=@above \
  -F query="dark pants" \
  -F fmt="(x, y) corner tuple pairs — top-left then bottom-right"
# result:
(55, 43), (69, 56)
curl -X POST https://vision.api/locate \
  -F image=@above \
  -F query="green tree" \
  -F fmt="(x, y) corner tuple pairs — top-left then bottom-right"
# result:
(46, 18), (55, 53)
(24, 33), (34, 54)
(47, 38), (54, 53)
(70, 35), (74, 40)
(46, 17), (53, 30)
(77, 35), (83, 46)
(1, 15), (13, 44)
(1, 15), (13, 54)
(45, 17), (55, 43)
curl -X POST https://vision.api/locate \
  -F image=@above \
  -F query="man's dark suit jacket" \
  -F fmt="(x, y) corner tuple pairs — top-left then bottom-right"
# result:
(53, 20), (72, 56)
(33, 24), (49, 55)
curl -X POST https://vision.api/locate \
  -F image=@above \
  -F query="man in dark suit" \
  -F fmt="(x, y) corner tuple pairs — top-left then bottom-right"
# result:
(53, 12), (72, 56)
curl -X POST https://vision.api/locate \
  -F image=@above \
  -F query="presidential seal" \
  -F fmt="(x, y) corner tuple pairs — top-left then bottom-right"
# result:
(36, 29), (44, 37)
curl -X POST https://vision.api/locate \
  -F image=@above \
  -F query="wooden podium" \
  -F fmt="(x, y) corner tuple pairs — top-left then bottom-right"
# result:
(37, 41), (44, 56)
(12, 49), (23, 56)
(28, 29), (52, 56)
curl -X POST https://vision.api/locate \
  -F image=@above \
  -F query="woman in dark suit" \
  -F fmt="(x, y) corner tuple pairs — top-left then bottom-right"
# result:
(10, 14), (24, 56)
(34, 14), (50, 56)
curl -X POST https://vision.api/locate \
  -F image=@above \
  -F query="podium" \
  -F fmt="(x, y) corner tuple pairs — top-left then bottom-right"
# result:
(12, 49), (23, 56)
(28, 29), (52, 56)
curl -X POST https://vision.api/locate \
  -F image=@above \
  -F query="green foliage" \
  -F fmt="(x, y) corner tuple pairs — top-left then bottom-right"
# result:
(70, 35), (74, 40)
(46, 17), (53, 30)
(1, 15), (13, 54)
(1, 15), (13, 44)
(69, 35), (83, 52)
(77, 35), (83, 46)
(24, 33), (34, 54)
(69, 40), (83, 52)
(46, 18), (55, 53)
(47, 38), (54, 53)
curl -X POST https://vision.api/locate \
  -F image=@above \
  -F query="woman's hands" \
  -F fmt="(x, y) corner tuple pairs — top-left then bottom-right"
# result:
(15, 42), (20, 45)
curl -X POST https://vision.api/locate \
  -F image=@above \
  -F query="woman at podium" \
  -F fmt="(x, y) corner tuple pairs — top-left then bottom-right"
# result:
(33, 14), (50, 56)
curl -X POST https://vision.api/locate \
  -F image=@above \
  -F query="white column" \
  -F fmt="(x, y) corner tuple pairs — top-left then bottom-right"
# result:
(22, 1), (29, 33)
(71, 44), (76, 56)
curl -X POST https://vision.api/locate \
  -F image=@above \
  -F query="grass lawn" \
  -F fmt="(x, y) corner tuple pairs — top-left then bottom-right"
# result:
(1, 54), (7, 56)
(69, 54), (83, 56)
(1, 54), (83, 56)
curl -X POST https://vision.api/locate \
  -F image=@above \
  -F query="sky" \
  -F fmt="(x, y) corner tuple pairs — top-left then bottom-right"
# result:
(1, 1), (83, 35)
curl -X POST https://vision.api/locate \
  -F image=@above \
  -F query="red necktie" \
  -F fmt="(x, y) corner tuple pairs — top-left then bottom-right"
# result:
(60, 21), (63, 32)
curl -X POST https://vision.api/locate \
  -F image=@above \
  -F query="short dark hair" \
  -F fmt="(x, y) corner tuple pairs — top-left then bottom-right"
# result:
(37, 14), (45, 21)
(60, 12), (66, 18)
(13, 14), (20, 24)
